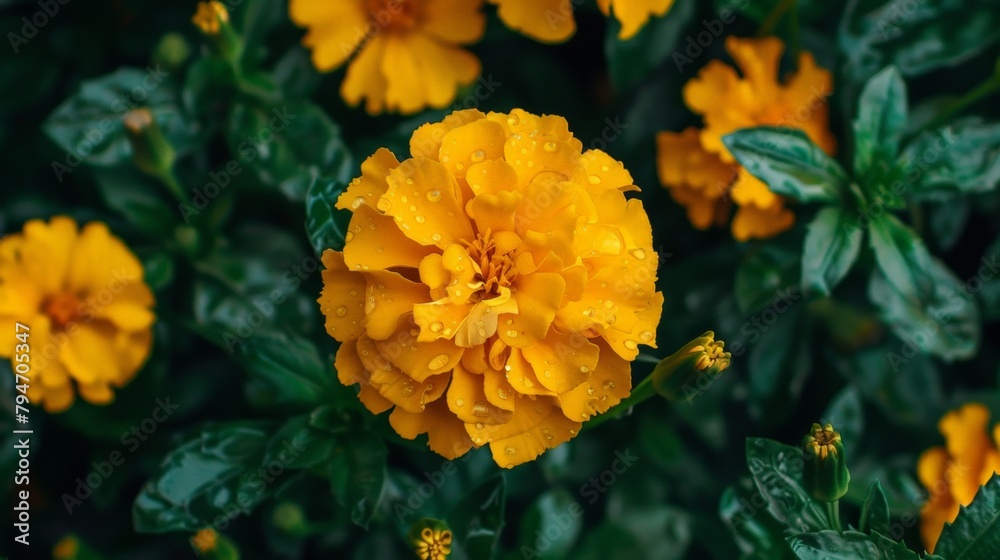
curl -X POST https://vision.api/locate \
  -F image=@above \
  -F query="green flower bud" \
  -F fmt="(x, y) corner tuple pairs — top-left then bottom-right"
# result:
(192, 1), (242, 63)
(123, 108), (175, 179)
(651, 330), (731, 403)
(272, 502), (308, 535)
(152, 33), (191, 71)
(802, 423), (851, 502)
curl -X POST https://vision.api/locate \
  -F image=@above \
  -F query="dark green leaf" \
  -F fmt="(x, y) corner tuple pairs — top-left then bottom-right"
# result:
(980, 234), (1000, 322)
(745, 438), (828, 533)
(605, 0), (694, 92)
(822, 386), (864, 458)
(517, 488), (582, 560)
(900, 119), (1000, 199)
(328, 432), (387, 529)
(233, 330), (331, 410)
(266, 415), (336, 470)
(43, 67), (192, 168)
(91, 166), (178, 237)
(748, 306), (809, 427)
(934, 474), (1000, 560)
(735, 242), (801, 314)
(719, 485), (797, 560)
(225, 100), (352, 200)
(787, 530), (918, 559)
(860, 481), (891, 536)
(304, 175), (351, 255)
(572, 523), (645, 560)
(839, 0), (1000, 80)
(723, 127), (848, 203)
(927, 198), (970, 251)
(854, 66), (907, 178)
(133, 423), (273, 533)
(447, 474), (506, 560)
(802, 206), (865, 296)
(868, 214), (980, 360)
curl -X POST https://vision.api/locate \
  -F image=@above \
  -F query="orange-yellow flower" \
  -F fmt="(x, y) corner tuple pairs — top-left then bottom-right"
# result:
(319, 109), (662, 468)
(656, 37), (836, 241)
(917, 403), (1000, 552)
(0, 217), (155, 412)
(290, 0), (485, 115)
(491, 0), (674, 42)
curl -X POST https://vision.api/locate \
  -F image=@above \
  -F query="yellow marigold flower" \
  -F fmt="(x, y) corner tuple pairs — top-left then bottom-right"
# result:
(411, 523), (452, 560)
(290, 0), (485, 115)
(491, 0), (672, 42)
(917, 403), (1000, 552)
(192, 1), (229, 36)
(0, 217), (155, 412)
(656, 37), (836, 241)
(319, 108), (663, 468)
(52, 535), (79, 560)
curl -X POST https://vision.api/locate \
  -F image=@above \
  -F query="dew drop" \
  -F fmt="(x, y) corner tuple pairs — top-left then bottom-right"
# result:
(428, 353), (450, 370)
(426, 189), (442, 202)
(507, 115), (519, 126)
(583, 307), (595, 317)
(345, 232), (354, 242)
(406, 178), (414, 185)
(603, 381), (616, 390)
(376, 199), (392, 212)
(579, 366), (590, 374)
(431, 233), (442, 242)
(430, 321), (444, 333)
(472, 402), (489, 417)
(505, 446), (516, 455)
(415, 215), (426, 224)
(401, 383), (415, 396)
(455, 398), (465, 407)
(497, 388), (509, 400)
(586, 386), (595, 395)
(475, 422), (484, 429)
(631, 248), (646, 260)
(603, 300), (614, 309)
(624, 339), (638, 350)
(605, 314), (616, 324)
(335, 306), (348, 318)
(471, 149), (486, 162)
(351, 196), (366, 209)
(543, 141), (557, 152)
(506, 329), (518, 338)
(640, 331), (654, 342)
(588, 174), (602, 185)
(408, 204), (417, 212)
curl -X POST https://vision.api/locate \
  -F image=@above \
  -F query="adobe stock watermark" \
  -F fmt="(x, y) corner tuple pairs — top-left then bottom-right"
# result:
(178, 106), (297, 224)
(7, 0), (71, 54)
(672, 0), (751, 72)
(222, 254), (319, 352)
(51, 65), (170, 182)
(521, 449), (639, 559)
(728, 286), (801, 358)
(61, 396), (180, 514)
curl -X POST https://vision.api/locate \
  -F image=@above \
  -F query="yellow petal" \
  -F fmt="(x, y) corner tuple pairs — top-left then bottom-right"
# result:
(95, 301), (156, 331)
(389, 399), (474, 459)
(421, 0), (487, 44)
(344, 205), (436, 272)
(335, 148), (400, 212)
(357, 335), (449, 413)
(522, 331), (600, 393)
(558, 339), (631, 421)
(603, 0), (674, 40)
(60, 322), (119, 385)
(439, 118), (508, 180)
(341, 35), (389, 115)
(731, 201), (795, 241)
(505, 347), (556, 396)
(726, 36), (784, 100)
(41, 382), (75, 413)
(656, 128), (735, 193)
(411, 109), (487, 161)
(467, 159), (520, 196)
(447, 363), (513, 425)
(382, 158), (474, 248)
(361, 270), (430, 340)
(381, 33), (480, 114)
(940, 403), (993, 505)
(498, 272), (565, 347)
(318, 250), (366, 342)
(467, 191), (523, 234)
(466, 395), (580, 467)
(66, 222), (153, 308)
(78, 382), (115, 405)
(18, 216), (79, 296)
(290, 0), (369, 71)
(491, 0), (576, 43)
(373, 328), (464, 382)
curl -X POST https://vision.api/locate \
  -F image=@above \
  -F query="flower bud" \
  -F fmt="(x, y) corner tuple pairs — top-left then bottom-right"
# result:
(409, 518), (452, 560)
(123, 108), (175, 178)
(153, 33), (192, 71)
(802, 423), (851, 502)
(272, 502), (308, 535)
(651, 331), (731, 402)
(192, 1), (241, 62)
(189, 528), (240, 560)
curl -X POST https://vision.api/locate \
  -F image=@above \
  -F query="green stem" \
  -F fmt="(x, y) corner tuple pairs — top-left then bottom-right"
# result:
(908, 201), (924, 236)
(827, 501), (843, 532)
(160, 168), (189, 204)
(758, 0), (797, 38)
(583, 374), (657, 432)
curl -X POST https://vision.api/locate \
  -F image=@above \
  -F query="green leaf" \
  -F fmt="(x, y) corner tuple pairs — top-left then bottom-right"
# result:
(225, 100), (352, 200)
(233, 330), (331, 410)
(748, 306), (810, 427)
(934, 474), (1000, 560)
(745, 438), (828, 533)
(723, 127), (848, 203)
(868, 214), (980, 360)
(900, 119), (1000, 199)
(572, 523), (645, 560)
(860, 481), (891, 536)
(133, 423), (273, 533)
(735, 242), (801, 314)
(304, 175), (351, 255)
(43, 67), (193, 168)
(980, 234), (1000, 322)
(719, 485), (797, 560)
(787, 530), (918, 559)
(839, 0), (1000, 80)
(90, 166), (178, 237)
(328, 432), (387, 529)
(265, 414), (336, 470)
(517, 488), (582, 560)
(447, 474), (506, 560)
(802, 206), (865, 296)
(605, 0), (694, 91)
(853, 66), (907, 178)
(822, 386), (864, 458)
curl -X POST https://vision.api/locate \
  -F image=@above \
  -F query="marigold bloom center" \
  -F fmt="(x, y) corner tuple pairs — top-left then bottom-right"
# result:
(807, 424), (841, 460)
(44, 292), (82, 330)
(367, 0), (418, 31)
(691, 339), (726, 370)
(415, 527), (452, 560)
(465, 231), (517, 302)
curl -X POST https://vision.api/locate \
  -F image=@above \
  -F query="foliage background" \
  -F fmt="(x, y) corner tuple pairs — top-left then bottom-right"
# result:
(1, 0), (999, 558)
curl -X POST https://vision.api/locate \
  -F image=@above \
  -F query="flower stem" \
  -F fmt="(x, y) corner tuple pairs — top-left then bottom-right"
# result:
(758, 0), (798, 43)
(160, 168), (189, 204)
(826, 500), (843, 532)
(583, 374), (657, 432)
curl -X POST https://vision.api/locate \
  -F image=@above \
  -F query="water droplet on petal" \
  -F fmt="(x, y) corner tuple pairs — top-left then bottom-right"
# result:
(588, 174), (602, 185)
(603, 381), (616, 390)
(415, 215), (426, 224)
(426, 190), (442, 202)
(583, 307), (595, 317)
(351, 196), (366, 209)
(455, 398), (465, 407)
(543, 141), (557, 152)
(497, 388), (509, 400)
(335, 306), (348, 318)
(431, 233), (442, 242)
(631, 248), (646, 260)
(475, 422), (484, 429)
(471, 149), (486, 162)
(376, 199), (392, 212)
(345, 232), (354, 242)
(579, 366), (590, 374)
(640, 331), (654, 342)
(505, 446), (516, 455)
(507, 115), (519, 126)
(430, 321), (444, 333)
(428, 353), (450, 370)
(472, 402), (489, 417)
(624, 339), (638, 350)
(506, 329), (518, 338)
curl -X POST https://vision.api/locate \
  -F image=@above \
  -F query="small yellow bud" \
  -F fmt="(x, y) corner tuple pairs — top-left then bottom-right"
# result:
(409, 518), (453, 560)
(123, 108), (175, 178)
(651, 331), (731, 402)
(192, 1), (229, 36)
(802, 423), (851, 502)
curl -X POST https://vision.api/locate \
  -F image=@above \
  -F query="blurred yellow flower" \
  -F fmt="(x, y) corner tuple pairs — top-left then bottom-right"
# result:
(290, 0), (485, 115)
(319, 108), (662, 467)
(656, 36), (836, 241)
(492, 0), (673, 42)
(191, 528), (219, 553)
(192, 1), (229, 36)
(918, 403), (1000, 552)
(0, 217), (155, 412)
